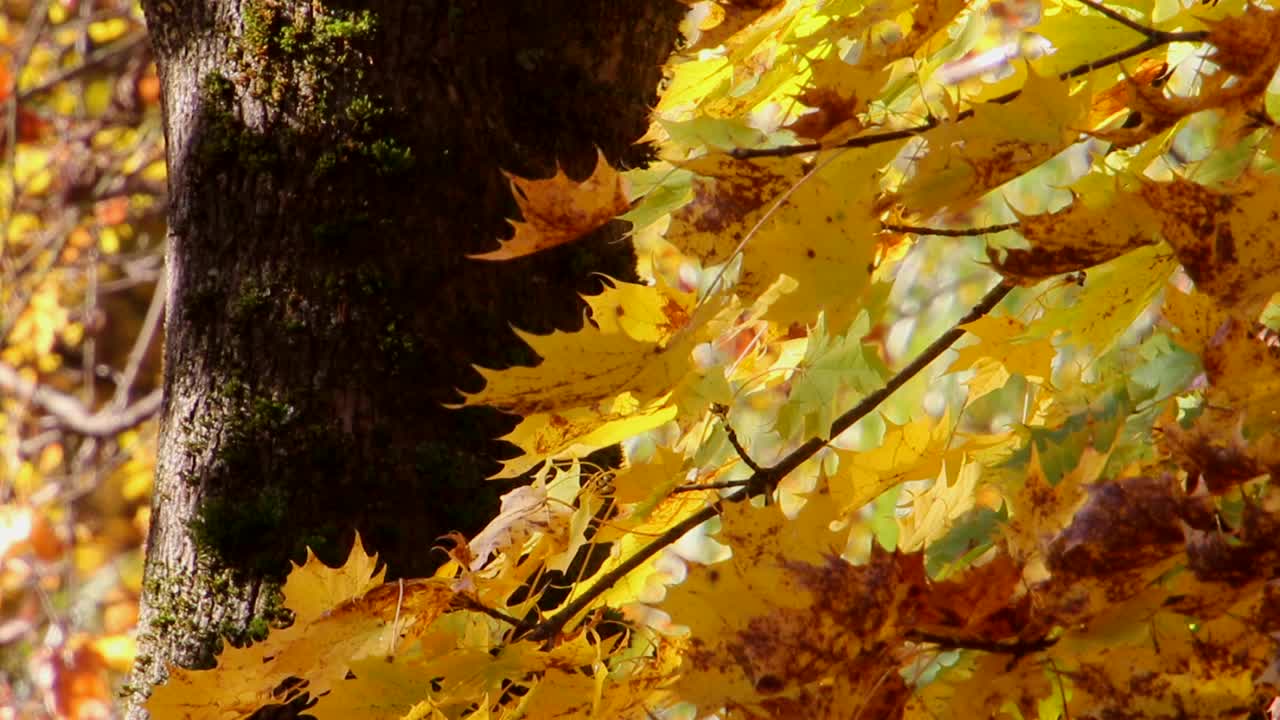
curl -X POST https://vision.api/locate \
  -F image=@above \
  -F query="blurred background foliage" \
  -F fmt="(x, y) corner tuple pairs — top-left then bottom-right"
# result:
(0, 0), (161, 715)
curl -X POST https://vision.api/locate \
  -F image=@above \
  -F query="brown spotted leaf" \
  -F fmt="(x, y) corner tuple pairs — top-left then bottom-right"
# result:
(1140, 174), (1280, 316)
(1158, 409), (1280, 495)
(1162, 286), (1280, 415)
(661, 492), (919, 719)
(993, 187), (1159, 282)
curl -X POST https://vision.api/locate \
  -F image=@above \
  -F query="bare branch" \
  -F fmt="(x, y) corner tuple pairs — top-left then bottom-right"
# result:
(672, 480), (750, 493)
(0, 363), (162, 437)
(906, 630), (1057, 656)
(1071, 0), (1160, 38)
(712, 404), (763, 473)
(730, 120), (939, 160)
(3, 32), (149, 109)
(111, 275), (165, 410)
(883, 222), (1019, 237)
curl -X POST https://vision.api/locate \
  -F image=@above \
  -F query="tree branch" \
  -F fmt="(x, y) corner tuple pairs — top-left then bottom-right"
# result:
(728, 23), (1207, 161)
(1071, 0), (1159, 37)
(906, 630), (1057, 656)
(712, 404), (763, 473)
(523, 280), (1014, 643)
(882, 222), (1019, 237)
(0, 362), (162, 437)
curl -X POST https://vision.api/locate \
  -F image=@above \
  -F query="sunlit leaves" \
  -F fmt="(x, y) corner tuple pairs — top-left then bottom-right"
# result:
(148, 537), (456, 717)
(1163, 285), (1280, 415)
(167, 0), (1280, 717)
(899, 68), (1089, 215)
(667, 145), (898, 325)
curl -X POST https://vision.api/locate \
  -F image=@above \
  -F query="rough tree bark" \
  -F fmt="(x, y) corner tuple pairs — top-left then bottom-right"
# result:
(124, 1), (683, 715)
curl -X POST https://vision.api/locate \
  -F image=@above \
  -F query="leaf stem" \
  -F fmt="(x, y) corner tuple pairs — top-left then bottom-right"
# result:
(522, 280), (1013, 644)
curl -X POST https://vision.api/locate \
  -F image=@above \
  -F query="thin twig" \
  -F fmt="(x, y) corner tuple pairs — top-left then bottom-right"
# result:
(523, 280), (1013, 644)
(1072, 0), (1158, 37)
(906, 630), (1057, 656)
(672, 480), (751, 493)
(456, 593), (534, 634)
(110, 274), (165, 410)
(721, 420), (762, 473)
(764, 280), (1013, 481)
(0, 362), (162, 437)
(5, 32), (149, 109)
(730, 121), (938, 160)
(882, 222), (1019, 237)
(1059, 31), (1206, 82)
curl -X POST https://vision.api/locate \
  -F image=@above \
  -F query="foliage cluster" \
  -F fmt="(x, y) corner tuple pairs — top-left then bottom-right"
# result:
(0, 0), (163, 715)
(154, 0), (1280, 718)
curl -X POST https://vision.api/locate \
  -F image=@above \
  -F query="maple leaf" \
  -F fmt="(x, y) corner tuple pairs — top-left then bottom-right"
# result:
(665, 145), (898, 326)
(1163, 285), (1280, 415)
(147, 536), (455, 718)
(831, 413), (963, 514)
(460, 280), (704, 477)
(993, 183), (1160, 282)
(469, 150), (630, 261)
(899, 68), (1089, 215)
(1044, 475), (1194, 589)
(662, 492), (918, 719)
(1022, 242), (1177, 355)
(951, 313), (1055, 382)
(1158, 408), (1280, 495)
(1141, 174), (1280, 317)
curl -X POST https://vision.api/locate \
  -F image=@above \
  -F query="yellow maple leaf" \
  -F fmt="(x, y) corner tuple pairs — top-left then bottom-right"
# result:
(1023, 242), (1176, 355)
(469, 150), (629, 261)
(666, 144), (898, 326)
(490, 396), (678, 479)
(900, 68), (1089, 215)
(831, 413), (962, 514)
(1162, 285), (1280, 415)
(661, 489), (1015, 719)
(994, 185), (1159, 282)
(283, 533), (386, 625)
(897, 460), (981, 552)
(1002, 444), (1102, 566)
(147, 537), (454, 719)
(460, 279), (700, 417)
(952, 314), (1055, 382)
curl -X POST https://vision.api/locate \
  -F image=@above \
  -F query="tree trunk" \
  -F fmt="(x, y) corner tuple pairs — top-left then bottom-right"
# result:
(124, 1), (682, 715)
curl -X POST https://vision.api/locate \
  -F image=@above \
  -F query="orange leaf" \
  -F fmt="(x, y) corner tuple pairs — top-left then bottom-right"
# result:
(469, 149), (629, 261)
